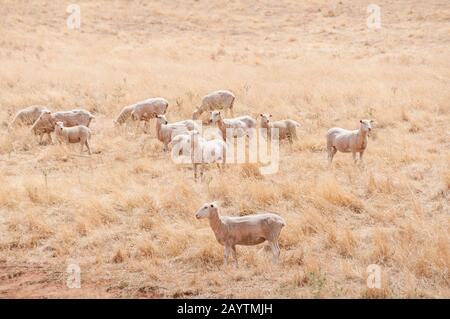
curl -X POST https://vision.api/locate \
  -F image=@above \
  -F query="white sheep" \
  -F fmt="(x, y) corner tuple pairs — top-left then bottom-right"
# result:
(9, 105), (50, 128)
(259, 113), (300, 144)
(54, 121), (92, 155)
(192, 90), (235, 120)
(189, 131), (227, 180)
(130, 97), (169, 131)
(169, 131), (227, 179)
(195, 201), (285, 265)
(31, 109), (95, 144)
(326, 119), (374, 165)
(210, 111), (256, 140)
(155, 115), (193, 151)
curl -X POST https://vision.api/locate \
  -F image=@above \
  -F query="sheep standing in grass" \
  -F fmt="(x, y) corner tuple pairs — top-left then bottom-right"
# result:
(210, 111), (256, 140)
(54, 121), (92, 155)
(259, 113), (300, 144)
(170, 131), (227, 179)
(192, 90), (235, 120)
(155, 115), (194, 151)
(31, 109), (95, 144)
(195, 202), (285, 265)
(9, 105), (50, 128)
(326, 119), (374, 165)
(130, 98), (169, 132)
(189, 131), (227, 180)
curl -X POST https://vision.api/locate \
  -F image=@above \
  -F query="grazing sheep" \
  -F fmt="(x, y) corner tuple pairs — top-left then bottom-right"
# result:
(192, 90), (235, 120)
(9, 105), (50, 128)
(326, 119), (374, 165)
(31, 109), (95, 144)
(54, 121), (92, 155)
(195, 201), (285, 265)
(130, 98), (169, 131)
(210, 111), (256, 140)
(113, 105), (135, 125)
(155, 114), (192, 151)
(259, 113), (300, 144)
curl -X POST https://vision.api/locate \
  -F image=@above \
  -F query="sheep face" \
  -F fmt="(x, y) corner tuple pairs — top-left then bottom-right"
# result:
(55, 121), (65, 131)
(210, 111), (222, 124)
(259, 113), (272, 126)
(156, 115), (168, 125)
(359, 119), (374, 133)
(195, 202), (218, 219)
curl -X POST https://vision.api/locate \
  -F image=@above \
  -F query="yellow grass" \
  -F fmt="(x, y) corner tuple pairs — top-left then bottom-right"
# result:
(0, 0), (449, 298)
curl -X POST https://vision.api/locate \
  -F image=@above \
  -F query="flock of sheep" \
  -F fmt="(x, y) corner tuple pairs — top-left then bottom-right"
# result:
(8, 89), (374, 265)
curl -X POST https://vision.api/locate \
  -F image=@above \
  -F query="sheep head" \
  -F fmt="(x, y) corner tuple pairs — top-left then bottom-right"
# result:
(210, 111), (222, 124)
(359, 119), (374, 135)
(195, 201), (220, 219)
(156, 114), (168, 125)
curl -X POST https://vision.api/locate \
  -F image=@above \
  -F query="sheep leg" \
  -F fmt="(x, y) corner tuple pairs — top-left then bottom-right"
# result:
(80, 142), (84, 154)
(85, 140), (91, 155)
(232, 246), (238, 267)
(47, 133), (53, 144)
(359, 151), (364, 163)
(39, 133), (44, 145)
(327, 147), (337, 166)
(224, 245), (231, 266)
(269, 241), (280, 264)
(352, 151), (357, 164)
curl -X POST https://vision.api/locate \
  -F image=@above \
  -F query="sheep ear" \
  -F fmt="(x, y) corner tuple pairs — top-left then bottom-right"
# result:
(269, 114), (273, 117)
(360, 120), (363, 123)
(370, 120), (374, 123)
(212, 200), (222, 207)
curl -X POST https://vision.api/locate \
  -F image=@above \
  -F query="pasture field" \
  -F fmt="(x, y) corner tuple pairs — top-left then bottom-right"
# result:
(0, 0), (449, 298)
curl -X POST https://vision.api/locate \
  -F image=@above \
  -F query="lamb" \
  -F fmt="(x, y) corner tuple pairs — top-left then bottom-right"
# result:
(31, 109), (95, 144)
(9, 105), (50, 128)
(155, 114), (194, 151)
(195, 201), (285, 265)
(54, 121), (92, 154)
(259, 113), (300, 144)
(192, 90), (235, 120)
(209, 111), (256, 140)
(326, 119), (374, 165)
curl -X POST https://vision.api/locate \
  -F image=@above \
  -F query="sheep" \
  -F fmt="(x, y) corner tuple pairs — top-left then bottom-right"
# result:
(155, 114), (193, 151)
(195, 201), (285, 265)
(54, 121), (92, 155)
(259, 113), (300, 144)
(130, 97), (169, 131)
(169, 130), (227, 179)
(31, 109), (95, 144)
(326, 119), (374, 165)
(209, 111), (256, 140)
(189, 131), (227, 180)
(113, 105), (135, 125)
(192, 90), (235, 120)
(9, 105), (50, 128)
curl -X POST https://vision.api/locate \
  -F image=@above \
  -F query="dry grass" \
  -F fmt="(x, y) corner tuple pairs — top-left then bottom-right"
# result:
(0, 0), (449, 298)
